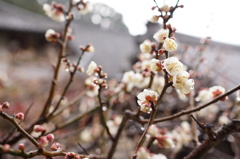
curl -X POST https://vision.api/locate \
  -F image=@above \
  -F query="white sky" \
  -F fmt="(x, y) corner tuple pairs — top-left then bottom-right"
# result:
(91, 0), (240, 46)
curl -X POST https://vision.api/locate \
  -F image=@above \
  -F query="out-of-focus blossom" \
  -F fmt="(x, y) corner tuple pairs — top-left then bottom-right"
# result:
(86, 45), (95, 52)
(151, 154), (167, 159)
(137, 89), (159, 113)
(163, 38), (178, 52)
(196, 89), (214, 102)
(15, 112), (24, 121)
(161, 4), (169, 12)
(163, 57), (184, 76)
(45, 29), (60, 42)
(85, 77), (99, 97)
(150, 15), (159, 23)
(137, 147), (151, 159)
(86, 61), (98, 76)
(218, 115), (229, 125)
(150, 59), (162, 73)
(153, 29), (169, 43)
(140, 40), (152, 53)
(147, 125), (159, 137)
(151, 75), (164, 94)
(38, 136), (49, 148)
(65, 152), (80, 159)
(156, 135), (175, 149)
(43, 2), (65, 22)
(208, 86), (225, 98)
(237, 90), (240, 101)
(51, 142), (61, 151)
(107, 116), (122, 136)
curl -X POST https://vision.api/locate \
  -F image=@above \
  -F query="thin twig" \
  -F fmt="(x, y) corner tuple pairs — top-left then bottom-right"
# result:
(140, 84), (240, 124)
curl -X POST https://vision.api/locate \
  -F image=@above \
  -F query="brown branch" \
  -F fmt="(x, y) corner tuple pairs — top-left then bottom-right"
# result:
(0, 145), (105, 159)
(140, 84), (240, 124)
(184, 119), (240, 159)
(107, 115), (128, 159)
(0, 112), (39, 148)
(40, 1), (74, 117)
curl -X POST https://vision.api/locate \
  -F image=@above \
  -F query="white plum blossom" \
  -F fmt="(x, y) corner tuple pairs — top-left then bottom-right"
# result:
(86, 61), (98, 76)
(196, 89), (214, 102)
(156, 135), (175, 149)
(151, 154), (167, 159)
(150, 15), (159, 23)
(147, 125), (159, 137)
(163, 38), (178, 52)
(43, 3), (65, 22)
(45, 29), (60, 42)
(85, 77), (99, 97)
(173, 71), (194, 94)
(208, 86), (225, 98)
(153, 29), (169, 43)
(150, 59), (162, 73)
(140, 40), (152, 53)
(137, 89), (159, 113)
(137, 147), (151, 159)
(218, 115), (229, 125)
(163, 57), (184, 76)
(86, 45), (95, 52)
(161, 4), (169, 12)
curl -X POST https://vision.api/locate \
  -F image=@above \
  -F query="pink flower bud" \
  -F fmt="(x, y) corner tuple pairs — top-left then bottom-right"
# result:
(65, 152), (80, 159)
(15, 112), (24, 121)
(18, 143), (25, 151)
(51, 142), (61, 151)
(2, 102), (10, 109)
(2, 144), (10, 152)
(33, 125), (45, 132)
(46, 134), (55, 142)
(38, 136), (49, 148)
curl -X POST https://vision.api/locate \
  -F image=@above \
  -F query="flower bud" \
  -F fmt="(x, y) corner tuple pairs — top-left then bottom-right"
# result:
(18, 143), (25, 151)
(2, 102), (10, 109)
(46, 134), (55, 142)
(33, 125), (45, 133)
(38, 136), (49, 148)
(15, 112), (24, 121)
(65, 152), (80, 159)
(2, 144), (10, 152)
(51, 142), (62, 151)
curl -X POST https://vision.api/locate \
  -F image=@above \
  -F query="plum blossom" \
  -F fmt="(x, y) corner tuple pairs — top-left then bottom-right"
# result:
(43, 2), (65, 22)
(196, 89), (214, 102)
(140, 40), (152, 53)
(153, 29), (169, 43)
(156, 135), (175, 149)
(163, 57), (184, 76)
(163, 38), (178, 52)
(150, 59), (162, 73)
(208, 86), (225, 98)
(173, 71), (194, 94)
(45, 29), (60, 42)
(137, 147), (151, 159)
(85, 77), (99, 97)
(147, 125), (159, 137)
(86, 61), (98, 76)
(137, 89), (159, 113)
(161, 4), (170, 12)
(151, 154), (167, 159)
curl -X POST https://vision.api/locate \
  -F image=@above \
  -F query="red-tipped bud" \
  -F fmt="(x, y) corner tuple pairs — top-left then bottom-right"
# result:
(2, 144), (10, 152)
(51, 142), (62, 151)
(38, 136), (49, 148)
(67, 35), (74, 40)
(2, 102), (10, 109)
(33, 125), (45, 133)
(15, 112), (24, 121)
(151, 6), (156, 10)
(18, 143), (25, 151)
(46, 134), (55, 142)
(178, 5), (184, 8)
(65, 152), (80, 159)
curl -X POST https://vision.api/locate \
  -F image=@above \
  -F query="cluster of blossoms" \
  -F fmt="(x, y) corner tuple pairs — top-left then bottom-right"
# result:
(147, 125), (175, 149)
(163, 57), (194, 94)
(43, 2), (65, 22)
(85, 61), (108, 97)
